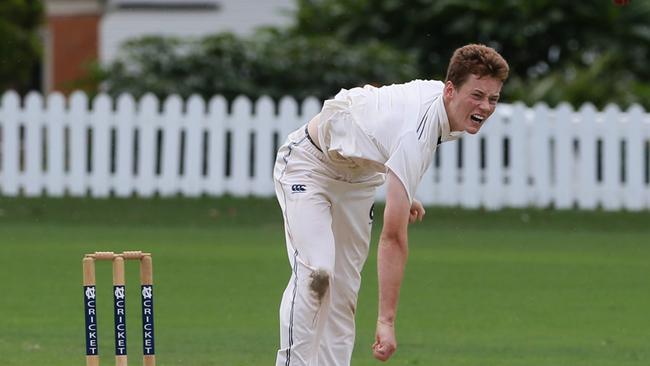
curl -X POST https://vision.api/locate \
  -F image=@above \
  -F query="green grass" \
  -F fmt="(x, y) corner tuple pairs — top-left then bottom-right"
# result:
(0, 196), (649, 365)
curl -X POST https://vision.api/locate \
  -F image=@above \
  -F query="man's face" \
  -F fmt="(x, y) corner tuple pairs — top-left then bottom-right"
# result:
(444, 74), (502, 134)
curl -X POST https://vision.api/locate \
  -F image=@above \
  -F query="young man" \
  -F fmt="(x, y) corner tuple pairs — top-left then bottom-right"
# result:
(273, 44), (509, 365)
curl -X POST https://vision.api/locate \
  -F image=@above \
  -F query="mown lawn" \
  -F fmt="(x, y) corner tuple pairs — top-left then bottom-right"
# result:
(0, 196), (648, 365)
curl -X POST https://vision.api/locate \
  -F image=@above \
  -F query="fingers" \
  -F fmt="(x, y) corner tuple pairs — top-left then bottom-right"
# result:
(408, 200), (426, 224)
(372, 341), (396, 361)
(416, 207), (425, 221)
(373, 322), (397, 362)
(409, 207), (425, 223)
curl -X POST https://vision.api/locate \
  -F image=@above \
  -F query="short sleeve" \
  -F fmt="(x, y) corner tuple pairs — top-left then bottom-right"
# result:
(384, 132), (422, 204)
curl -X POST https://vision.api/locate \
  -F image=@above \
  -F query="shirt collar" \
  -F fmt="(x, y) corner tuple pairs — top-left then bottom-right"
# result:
(437, 95), (464, 143)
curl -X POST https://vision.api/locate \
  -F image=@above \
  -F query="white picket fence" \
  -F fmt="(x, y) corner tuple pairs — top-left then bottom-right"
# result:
(1, 90), (649, 210)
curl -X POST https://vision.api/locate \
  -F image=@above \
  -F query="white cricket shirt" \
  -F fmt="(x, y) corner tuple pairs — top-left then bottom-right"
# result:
(317, 80), (464, 203)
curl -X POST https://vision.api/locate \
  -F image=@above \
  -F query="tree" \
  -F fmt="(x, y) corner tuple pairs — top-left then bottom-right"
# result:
(0, 0), (43, 93)
(97, 30), (419, 102)
(291, 0), (650, 108)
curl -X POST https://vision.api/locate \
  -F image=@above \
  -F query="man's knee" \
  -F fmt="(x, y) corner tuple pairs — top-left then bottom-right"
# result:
(309, 268), (331, 301)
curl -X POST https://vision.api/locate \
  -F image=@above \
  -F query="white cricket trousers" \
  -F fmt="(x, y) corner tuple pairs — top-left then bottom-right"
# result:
(274, 125), (383, 366)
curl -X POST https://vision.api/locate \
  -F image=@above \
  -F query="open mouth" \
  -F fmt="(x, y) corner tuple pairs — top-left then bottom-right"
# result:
(470, 114), (485, 124)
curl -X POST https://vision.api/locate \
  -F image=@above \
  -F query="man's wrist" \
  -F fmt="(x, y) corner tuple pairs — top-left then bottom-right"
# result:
(377, 318), (395, 327)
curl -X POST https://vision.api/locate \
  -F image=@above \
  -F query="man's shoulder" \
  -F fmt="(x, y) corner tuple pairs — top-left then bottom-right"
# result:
(344, 79), (443, 94)
(405, 79), (444, 89)
(370, 80), (443, 102)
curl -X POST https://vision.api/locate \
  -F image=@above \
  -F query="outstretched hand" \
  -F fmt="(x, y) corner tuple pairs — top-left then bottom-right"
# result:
(372, 320), (397, 362)
(409, 199), (425, 224)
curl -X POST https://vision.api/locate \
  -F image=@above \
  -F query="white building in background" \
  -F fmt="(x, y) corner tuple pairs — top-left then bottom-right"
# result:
(100, 0), (295, 62)
(42, 0), (295, 93)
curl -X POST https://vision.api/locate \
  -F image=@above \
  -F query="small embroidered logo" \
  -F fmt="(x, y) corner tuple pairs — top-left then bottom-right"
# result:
(291, 184), (306, 193)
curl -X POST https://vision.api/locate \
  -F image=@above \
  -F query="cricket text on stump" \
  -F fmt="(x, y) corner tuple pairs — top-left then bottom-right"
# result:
(83, 251), (156, 366)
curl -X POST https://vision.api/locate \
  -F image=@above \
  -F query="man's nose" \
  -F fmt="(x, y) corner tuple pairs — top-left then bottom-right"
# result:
(479, 99), (491, 112)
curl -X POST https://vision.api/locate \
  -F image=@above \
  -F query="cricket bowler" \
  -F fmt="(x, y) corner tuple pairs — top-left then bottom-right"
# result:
(273, 44), (509, 365)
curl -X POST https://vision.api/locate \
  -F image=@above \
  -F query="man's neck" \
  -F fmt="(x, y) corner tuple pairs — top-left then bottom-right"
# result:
(442, 94), (460, 132)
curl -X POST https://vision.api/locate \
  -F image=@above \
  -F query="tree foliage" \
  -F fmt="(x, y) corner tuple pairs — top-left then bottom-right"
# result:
(98, 30), (419, 102)
(292, 0), (650, 108)
(97, 0), (650, 108)
(0, 0), (43, 92)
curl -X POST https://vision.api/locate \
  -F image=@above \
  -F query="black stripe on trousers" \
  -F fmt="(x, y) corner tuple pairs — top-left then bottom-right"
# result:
(278, 138), (303, 365)
(286, 249), (299, 365)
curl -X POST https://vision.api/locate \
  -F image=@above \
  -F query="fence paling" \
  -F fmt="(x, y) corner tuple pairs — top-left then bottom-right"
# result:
(205, 96), (227, 196)
(625, 106), (644, 211)
(482, 108), (503, 210)
(114, 94), (136, 198)
(577, 104), (597, 210)
(1, 90), (649, 211)
(251, 96), (273, 198)
(184, 95), (204, 197)
(1, 92), (19, 196)
(136, 95), (158, 198)
(530, 104), (550, 208)
(552, 104), (572, 209)
(91, 94), (111, 197)
(46, 93), (66, 197)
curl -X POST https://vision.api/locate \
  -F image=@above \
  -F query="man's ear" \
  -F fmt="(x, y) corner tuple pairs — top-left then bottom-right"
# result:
(444, 80), (455, 99)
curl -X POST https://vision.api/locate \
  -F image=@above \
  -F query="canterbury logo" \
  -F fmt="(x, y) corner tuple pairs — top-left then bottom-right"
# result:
(291, 184), (306, 193)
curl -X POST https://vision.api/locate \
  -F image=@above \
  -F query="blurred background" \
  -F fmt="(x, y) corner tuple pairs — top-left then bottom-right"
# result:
(1, 1), (649, 366)
(5, 0), (650, 107)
